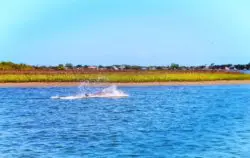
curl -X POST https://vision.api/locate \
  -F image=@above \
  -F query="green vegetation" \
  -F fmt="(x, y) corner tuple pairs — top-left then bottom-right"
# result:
(170, 63), (180, 69)
(0, 61), (250, 83)
(0, 72), (250, 83)
(56, 64), (65, 70)
(1, 61), (250, 71)
(0, 62), (33, 70)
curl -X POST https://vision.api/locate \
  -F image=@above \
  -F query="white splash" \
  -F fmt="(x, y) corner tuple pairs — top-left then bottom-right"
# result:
(51, 85), (128, 100)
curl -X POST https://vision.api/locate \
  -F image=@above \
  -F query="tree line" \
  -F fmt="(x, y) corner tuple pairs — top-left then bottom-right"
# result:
(0, 61), (250, 71)
(0, 62), (33, 70)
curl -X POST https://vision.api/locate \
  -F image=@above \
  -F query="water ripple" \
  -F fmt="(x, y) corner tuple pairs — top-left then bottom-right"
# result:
(0, 85), (250, 157)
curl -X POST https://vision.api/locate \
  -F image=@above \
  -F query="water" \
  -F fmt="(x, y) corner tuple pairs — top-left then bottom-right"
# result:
(241, 70), (250, 74)
(1, 85), (250, 157)
(51, 85), (128, 100)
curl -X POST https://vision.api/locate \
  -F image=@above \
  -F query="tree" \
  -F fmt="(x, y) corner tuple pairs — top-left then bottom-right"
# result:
(124, 65), (132, 69)
(65, 63), (73, 69)
(131, 65), (141, 70)
(156, 66), (163, 70)
(209, 63), (215, 69)
(76, 64), (82, 68)
(247, 63), (250, 69)
(0, 61), (33, 70)
(57, 64), (65, 70)
(170, 63), (179, 69)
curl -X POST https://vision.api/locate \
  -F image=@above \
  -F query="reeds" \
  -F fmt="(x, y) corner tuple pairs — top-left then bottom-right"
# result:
(0, 72), (250, 82)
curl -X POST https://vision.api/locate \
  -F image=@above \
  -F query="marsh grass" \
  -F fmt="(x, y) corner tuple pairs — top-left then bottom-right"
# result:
(0, 72), (250, 82)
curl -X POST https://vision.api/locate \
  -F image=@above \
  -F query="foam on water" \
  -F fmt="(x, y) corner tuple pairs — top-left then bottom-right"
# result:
(51, 84), (128, 100)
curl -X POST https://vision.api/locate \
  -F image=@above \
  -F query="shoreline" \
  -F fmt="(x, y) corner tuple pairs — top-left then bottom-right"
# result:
(0, 80), (250, 87)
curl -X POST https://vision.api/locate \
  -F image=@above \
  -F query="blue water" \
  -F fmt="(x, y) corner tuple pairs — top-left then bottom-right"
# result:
(241, 70), (250, 74)
(1, 85), (250, 158)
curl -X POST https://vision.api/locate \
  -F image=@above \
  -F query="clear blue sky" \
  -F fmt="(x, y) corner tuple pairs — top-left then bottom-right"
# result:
(1, 0), (250, 66)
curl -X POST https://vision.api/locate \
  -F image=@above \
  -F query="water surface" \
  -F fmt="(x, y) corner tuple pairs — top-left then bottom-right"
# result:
(1, 85), (250, 157)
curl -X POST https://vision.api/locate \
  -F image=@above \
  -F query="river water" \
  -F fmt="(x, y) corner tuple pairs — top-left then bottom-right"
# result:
(1, 85), (250, 157)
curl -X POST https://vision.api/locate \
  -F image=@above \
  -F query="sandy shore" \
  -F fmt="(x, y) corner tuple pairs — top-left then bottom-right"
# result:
(0, 80), (250, 87)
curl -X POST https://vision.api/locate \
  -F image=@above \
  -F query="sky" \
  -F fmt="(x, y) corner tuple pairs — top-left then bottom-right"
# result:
(0, 0), (250, 66)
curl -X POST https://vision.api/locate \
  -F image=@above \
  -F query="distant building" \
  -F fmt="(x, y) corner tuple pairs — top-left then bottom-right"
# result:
(225, 67), (230, 71)
(149, 67), (156, 70)
(162, 67), (169, 70)
(88, 66), (97, 69)
(99, 67), (107, 70)
(203, 65), (210, 70)
(229, 66), (237, 70)
(112, 66), (119, 70)
(119, 65), (126, 70)
(141, 67), (148, 70)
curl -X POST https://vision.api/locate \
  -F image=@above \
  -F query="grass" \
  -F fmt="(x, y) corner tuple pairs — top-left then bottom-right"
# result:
(0, 72), (250, 82)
